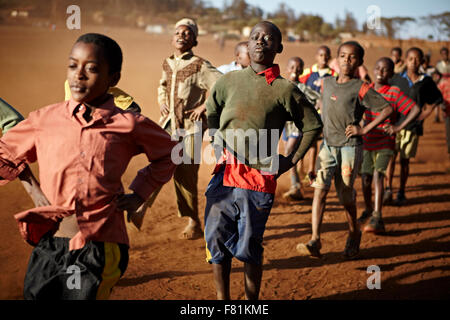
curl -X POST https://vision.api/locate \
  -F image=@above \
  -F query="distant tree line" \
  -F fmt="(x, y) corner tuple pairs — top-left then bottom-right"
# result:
(1, 0), (448, 41)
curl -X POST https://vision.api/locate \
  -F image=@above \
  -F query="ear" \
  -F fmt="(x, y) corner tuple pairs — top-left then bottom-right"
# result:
(277, 43), (283, 54)
(193, 39), (198, 47)
(358, 58), (364, 67)
(110, 72), (121, 87)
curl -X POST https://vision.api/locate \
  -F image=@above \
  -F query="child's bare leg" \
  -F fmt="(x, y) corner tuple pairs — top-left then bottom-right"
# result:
(212, 260), (232, 300)
(244, 262), (262, 300)
(399, 157), (409, 194)
(373, 171), (384, 213)
(343, 201), (359, 236)
(311, 187), (328, 241)
(385, 153), (396, 191)
(307, 143), (318, 177)
(361, 174), (373, 212)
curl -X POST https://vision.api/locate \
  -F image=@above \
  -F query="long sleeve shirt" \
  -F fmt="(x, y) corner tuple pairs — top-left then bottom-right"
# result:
(158, 50), (222, 135)
(0, 97), (177, 249)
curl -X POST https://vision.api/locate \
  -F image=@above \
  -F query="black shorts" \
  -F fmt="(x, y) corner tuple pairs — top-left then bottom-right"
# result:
(23, 235), (128, 300)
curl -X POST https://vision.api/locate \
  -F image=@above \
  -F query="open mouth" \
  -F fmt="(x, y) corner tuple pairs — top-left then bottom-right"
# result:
(71, 85), (86, 93)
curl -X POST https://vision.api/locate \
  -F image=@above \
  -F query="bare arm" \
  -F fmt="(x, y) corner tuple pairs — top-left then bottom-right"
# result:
(384, 103), (421, 135)
(346, 105), (394, 137)
(416, 102), (440, 121)
(18, 165), (50, 207)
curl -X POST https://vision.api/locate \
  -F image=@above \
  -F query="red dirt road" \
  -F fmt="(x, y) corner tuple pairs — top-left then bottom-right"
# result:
(0, 26), (449, 300)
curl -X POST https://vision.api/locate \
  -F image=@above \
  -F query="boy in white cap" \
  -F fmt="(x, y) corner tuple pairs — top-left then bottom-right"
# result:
(131, 18), (222, 240)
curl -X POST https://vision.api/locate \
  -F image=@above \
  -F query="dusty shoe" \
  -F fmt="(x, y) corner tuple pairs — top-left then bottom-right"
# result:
(364, 213), (385, 234)
(343, 231), (362, 259)
(296, 239), (322, 258)
(357, 209), (373, 225)
(283, 186), (304, 201)
(394, 191), (407, 206)
(383, 188), (393, 205)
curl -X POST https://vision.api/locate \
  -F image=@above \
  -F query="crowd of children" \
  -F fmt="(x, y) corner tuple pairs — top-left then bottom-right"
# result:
(0, 17), (448, 300)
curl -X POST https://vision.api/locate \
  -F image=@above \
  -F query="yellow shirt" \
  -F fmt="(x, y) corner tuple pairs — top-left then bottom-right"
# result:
(64, 80), (134, 110)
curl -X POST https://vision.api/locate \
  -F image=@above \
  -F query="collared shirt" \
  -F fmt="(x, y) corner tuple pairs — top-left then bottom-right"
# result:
(217, 61), (243, 74)
(0, 97), (178, 250)
(257, 64), (280, 85)
(299, 64), (337, 93)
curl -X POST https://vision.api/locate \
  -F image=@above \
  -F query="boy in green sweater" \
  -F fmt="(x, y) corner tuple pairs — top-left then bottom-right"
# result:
(205, 21), (322, 300)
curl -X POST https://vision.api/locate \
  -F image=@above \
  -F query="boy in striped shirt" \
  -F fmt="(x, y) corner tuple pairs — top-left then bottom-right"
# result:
(358, 57), (420, 233)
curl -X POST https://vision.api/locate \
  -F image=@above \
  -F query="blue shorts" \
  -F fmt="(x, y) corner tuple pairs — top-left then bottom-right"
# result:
(204, 168), (274, 265)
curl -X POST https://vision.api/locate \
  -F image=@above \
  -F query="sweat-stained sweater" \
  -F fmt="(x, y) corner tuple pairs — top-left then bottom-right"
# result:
(206, 66), (323, 173)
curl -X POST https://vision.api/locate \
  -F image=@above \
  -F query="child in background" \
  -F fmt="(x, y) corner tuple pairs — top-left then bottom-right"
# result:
(0, 33), (177, 299)
(391, 47), (406, 74)
(282, 57), (321, 200)
(296, 41), (393, 259)
(131, 18), (223, 239)
(205, 21), (322, 299)
(384, 47), (443, 206)
(217, 41), (250, 74)
(358, 57), (420, 234)
(300, 46), (337, 185)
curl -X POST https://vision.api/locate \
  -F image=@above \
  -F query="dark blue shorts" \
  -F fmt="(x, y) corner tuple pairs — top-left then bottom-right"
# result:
(204, 167), (274, 265)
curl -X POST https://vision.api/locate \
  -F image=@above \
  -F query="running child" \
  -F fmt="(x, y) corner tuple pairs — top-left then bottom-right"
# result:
(131, 18), (222, 239)
(384, 47), (443, 206)
(299, 45), (337, 184)
(217, 41), (250, 74)
(0, 33), (177, 299)
(296, 41), (393, 259)
(391, 47), (406, 74)
(282, 56), (321, 200)
(358, 57), (420, 234)
(205, 21), (322, 299)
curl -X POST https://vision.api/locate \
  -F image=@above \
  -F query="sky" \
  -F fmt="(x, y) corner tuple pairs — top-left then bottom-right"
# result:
(217, 0), (450, 40)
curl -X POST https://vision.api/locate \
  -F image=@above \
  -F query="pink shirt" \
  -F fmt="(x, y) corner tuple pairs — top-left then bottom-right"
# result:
(0, 97), (177, 250)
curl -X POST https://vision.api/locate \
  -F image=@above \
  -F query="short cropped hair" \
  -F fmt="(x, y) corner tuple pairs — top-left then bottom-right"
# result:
(406, 47), (424, 61)
(391, 47), (402, 56)
(288, 56), (304, 68)
(252, 21), (282, 46)
(234, 41), (248, 55)
(338, 41), (365, 61)
(376, 57), (394, 72)
(318, 45), (331, 56)
(440, 47), (449, 54)
(75, 33), (123, 74)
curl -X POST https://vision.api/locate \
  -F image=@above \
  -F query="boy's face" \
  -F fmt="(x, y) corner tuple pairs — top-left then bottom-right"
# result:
(374, 60), (393, 85)
(337, 44), (362, 77)
(391, 50), (401, 64)
(248, 23), (282, 67)
(406, 50), (422, 73)
(286, 60), (303, 81)
(441, 49), (449, 61)
(316, 48), (330, 68)
(172, 25), (196, 53)
(236, 46), (250, 68)
(67, 42), (118, 104)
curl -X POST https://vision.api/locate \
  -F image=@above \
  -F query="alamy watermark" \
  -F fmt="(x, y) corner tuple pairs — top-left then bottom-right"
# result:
(366, 5), (382, 30)
(169, 121), (281, 174)
(66, 265), (81, 290)
(366, 265), (381, 289)
(66, 5), (81, 30)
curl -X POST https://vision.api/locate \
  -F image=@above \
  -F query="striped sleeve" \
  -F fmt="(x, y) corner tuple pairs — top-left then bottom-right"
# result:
(391, 86), (416, 116)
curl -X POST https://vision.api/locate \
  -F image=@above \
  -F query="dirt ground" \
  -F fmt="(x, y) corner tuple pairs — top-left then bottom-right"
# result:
(0, 25), (449, 300)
